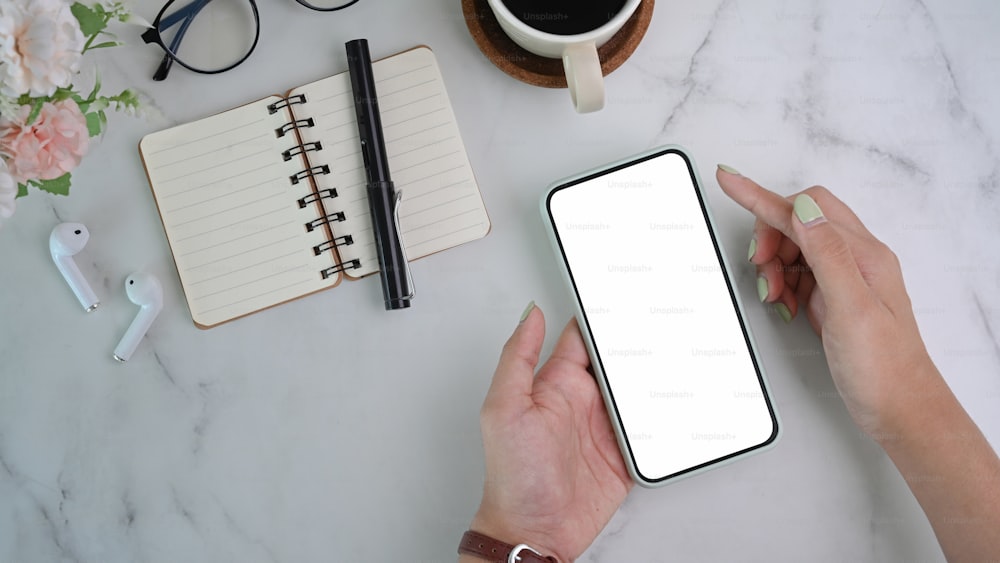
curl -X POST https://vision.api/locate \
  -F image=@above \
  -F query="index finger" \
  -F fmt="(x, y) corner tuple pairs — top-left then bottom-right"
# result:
(716, 166), (870, 241)
(717, 167), (798, 242)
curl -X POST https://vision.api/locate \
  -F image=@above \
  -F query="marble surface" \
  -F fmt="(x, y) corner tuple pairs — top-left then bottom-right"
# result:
(2, 0), (999, 561)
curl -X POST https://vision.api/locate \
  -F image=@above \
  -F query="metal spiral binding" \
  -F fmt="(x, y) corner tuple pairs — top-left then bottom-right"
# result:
(321, 259), (361, 280)
(283, 141), (322, 162)
(298, 188), (338, 208)
(305, 211), (346, 232)
(267, 94), (307, 115)
(272, 97), (354, 280)
(313, 235), (353, 256)
(290, 165), (330, 185)
(275, 117), (314, 138)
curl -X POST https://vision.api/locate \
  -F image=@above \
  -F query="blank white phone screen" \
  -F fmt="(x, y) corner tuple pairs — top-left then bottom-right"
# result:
(547, 150), (777, 483)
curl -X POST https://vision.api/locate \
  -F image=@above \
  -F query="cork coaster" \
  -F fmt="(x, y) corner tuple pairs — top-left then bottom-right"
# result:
(462, 0), (655, 88)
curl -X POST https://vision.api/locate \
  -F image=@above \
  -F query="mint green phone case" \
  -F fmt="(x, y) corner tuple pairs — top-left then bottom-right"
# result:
(539, 145), (781, 488)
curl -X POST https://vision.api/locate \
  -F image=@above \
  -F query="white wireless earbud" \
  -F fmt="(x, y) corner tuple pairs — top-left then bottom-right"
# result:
(113, 272), (163, 363)
(49, 222), (100, 312)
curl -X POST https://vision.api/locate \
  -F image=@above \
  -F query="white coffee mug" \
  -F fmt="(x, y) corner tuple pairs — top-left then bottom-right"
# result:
(486, 0), (642, 113)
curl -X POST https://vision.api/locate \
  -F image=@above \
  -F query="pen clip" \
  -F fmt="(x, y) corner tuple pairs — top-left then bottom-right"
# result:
(392, 190), (415, 301)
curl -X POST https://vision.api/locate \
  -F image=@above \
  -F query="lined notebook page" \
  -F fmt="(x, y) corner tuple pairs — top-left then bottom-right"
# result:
(290, 46), (490, 278)
(140, 98), (340, 328)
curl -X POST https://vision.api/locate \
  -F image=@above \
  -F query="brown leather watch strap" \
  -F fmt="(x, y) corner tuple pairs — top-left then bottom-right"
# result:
(459, 530), (558, 563)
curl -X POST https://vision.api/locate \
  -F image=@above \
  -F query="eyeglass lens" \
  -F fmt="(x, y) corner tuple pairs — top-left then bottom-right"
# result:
(158, 0), (258, 73)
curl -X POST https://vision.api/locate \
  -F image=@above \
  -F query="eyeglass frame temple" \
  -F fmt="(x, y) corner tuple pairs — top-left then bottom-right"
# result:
(157, 0), (202, 81)
(141, 0), (207, 80)
(141, 0), (261, 81)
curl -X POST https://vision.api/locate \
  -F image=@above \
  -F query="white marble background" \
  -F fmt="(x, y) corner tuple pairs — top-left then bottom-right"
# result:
(2, 0), (998, 561)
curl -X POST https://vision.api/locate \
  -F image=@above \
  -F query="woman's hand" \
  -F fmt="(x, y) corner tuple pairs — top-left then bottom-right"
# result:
(716, 166), (935, 436)
(466, 304), (631, 563)
(464, 167), (999, 562)
(716, 166), (1000, 560)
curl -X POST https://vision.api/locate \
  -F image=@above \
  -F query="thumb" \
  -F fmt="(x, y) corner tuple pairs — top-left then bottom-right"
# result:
(791, 194), (870, 314)
(484, 303), (546, 409)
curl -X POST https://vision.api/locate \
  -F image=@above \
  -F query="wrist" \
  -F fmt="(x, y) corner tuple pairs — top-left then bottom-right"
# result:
(466, 509), (564, 563)
(874, 356), (949, 446)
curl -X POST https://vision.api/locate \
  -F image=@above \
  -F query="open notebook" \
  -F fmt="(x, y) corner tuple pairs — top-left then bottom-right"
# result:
(139, 46), (490, 329)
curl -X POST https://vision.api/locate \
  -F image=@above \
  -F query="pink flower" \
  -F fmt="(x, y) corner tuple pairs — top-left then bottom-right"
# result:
(0, 100), (90, 184)
(0, 0), (85, 98)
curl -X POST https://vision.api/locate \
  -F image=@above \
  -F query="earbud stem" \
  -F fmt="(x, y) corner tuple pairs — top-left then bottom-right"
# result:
(114, 309), (156, 363)
(55, 255), (100, 312)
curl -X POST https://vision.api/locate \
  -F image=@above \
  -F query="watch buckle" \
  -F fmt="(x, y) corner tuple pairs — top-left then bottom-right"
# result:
(509, 544), (543, 563)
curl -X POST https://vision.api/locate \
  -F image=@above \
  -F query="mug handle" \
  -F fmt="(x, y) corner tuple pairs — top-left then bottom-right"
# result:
(562, 42), (604, 113)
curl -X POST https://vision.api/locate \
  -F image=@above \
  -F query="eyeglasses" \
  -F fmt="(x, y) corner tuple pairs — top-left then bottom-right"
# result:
(141, 0), (361, 81)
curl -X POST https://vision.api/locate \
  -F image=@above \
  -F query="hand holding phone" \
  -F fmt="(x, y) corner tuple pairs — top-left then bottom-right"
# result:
(469, 305), (632, 563)
(542, 146), (780, 487)
(469, 155), (1000, 560)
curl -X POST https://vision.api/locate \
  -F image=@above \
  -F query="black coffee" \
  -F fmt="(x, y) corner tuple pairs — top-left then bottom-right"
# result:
(502, 0), (628, 36)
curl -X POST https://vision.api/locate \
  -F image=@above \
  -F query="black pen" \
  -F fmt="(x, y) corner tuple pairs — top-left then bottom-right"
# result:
(346, 39), (413, 310)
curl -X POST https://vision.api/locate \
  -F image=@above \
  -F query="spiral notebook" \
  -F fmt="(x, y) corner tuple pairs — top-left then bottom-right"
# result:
(139, 46), (490, 329)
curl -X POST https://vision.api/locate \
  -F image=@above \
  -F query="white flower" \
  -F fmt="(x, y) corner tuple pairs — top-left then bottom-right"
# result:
(0, 0), (86, 98)
(0, 158), (16, 223)
(91, 0), (148, 27)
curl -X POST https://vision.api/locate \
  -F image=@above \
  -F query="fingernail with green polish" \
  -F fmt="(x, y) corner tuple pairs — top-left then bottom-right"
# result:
(747, 237), (758, 262)
(793, 194), (826, 226)
(520, 301), (536, 323)
(756, 276), (769, 303)
(775, 303), (793, 323)
(718, 163), (741, 176)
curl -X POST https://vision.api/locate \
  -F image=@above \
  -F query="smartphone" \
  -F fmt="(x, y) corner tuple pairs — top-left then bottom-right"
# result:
(541, 146), (780, 488)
